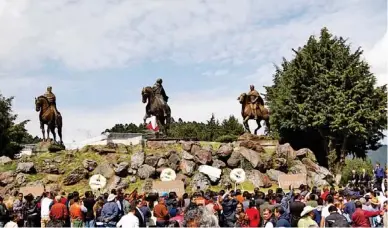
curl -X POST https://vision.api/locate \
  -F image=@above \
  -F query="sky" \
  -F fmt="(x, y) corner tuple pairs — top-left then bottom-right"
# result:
(0, 0), (386, 144)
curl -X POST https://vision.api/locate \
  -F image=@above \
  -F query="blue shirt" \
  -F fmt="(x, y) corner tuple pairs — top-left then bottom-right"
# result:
(375, 167), (385, 178)
(101, 201), (119, 223)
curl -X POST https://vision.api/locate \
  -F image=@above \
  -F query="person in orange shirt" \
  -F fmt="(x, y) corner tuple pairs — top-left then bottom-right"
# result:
(153, 198), (169, 227)
(69, 196), (87, 227)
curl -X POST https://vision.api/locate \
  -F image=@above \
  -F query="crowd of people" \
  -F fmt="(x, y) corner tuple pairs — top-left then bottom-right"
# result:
(0, 167), (387, 228)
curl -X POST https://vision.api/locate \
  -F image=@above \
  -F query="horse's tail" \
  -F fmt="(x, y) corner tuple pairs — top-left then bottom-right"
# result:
(56, 115), (63, 129)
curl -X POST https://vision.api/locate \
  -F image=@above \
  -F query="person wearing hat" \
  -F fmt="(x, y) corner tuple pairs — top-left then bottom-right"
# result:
(101, 194), (119, 227)
(298, 206), (318, 228)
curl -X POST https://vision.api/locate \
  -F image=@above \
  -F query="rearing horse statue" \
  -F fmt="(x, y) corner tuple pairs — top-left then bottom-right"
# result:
(237, 93), (270, 135)
(35, 96), (63, 144)
(141, 86), (171, 136)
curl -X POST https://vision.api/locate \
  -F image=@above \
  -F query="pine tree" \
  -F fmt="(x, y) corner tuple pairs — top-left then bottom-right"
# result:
(265, 27), (387, 167)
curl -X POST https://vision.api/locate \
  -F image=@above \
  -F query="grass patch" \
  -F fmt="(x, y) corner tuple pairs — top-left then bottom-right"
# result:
(0, 162), (17, 172)
(144, 143), (183, 155)
(199, 141), (222, 150)
(26, 173), (45, 182)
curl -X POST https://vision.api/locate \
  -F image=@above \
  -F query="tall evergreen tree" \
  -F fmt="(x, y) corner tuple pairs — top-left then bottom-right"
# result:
(265, 28), (387, 167)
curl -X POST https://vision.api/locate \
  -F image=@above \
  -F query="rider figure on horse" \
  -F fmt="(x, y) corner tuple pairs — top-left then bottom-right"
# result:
(44, 86), (61, 124)
(152, 78), (169, 117)
(248, 85), (262, 120)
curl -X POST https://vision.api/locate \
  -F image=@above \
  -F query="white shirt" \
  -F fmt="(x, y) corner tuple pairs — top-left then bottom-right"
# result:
(41, 197), (53, 218)
(4, 221), (18, 228)
(116, 213), (139, 228)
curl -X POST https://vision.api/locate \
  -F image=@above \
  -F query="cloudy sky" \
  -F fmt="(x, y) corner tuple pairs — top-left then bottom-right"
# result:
(0, 0), (386, 143)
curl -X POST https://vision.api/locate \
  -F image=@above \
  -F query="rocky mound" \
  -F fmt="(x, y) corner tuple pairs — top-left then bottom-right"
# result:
(0, 133), (333, 195)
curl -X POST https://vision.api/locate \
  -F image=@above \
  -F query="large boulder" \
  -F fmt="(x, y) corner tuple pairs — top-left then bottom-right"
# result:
(288, 160), (307, 175)
(167, 152), (181, 171)
(275, 143), (296, 160)
(181, 141), (194, 152)
(246, 170), (272, 188)
(191, 173), (210, 191)
(83, 159), (98, 172)
(130, 151), (145, 169)
(199, 165), (222, 183)
(180, 159), (196, 177)
(212, 159), (226, 169)
(15, 173), (26, 186)
(266, 169), (286, 182)
(190, 144), (202, 155)
(0, 171), (15, 186)
(238, 147), (260, 168)
(227, 149), (242, 168)
(157, 158), (167, 168)
(308, 171), (329, 187)
(0, 156), (12, 165)
(296, 148), (316, 161)
(301, 158), (320, 173)
(42, 164), (61, 174)
(63, 167), (88, 185)
(114, 162), (129, 177)
(16, 162), (36, 174)
(272, 158), (287, 171)
(145, 155), (161, 167)
(217, 144), (233, 158)
(182, 151), (194, 160)
(137, 165), (155, 179)
(194, 149), (212, 165)
(239, 140), (265, 153)
(108, 176), (129, 190)
(94, 163), (115, 179)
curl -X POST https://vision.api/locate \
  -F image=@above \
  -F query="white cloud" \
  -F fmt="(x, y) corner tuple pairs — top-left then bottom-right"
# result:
(0, 0), (384, 71)
(0, 0), (385, 142)
(364, 33), (388, 86)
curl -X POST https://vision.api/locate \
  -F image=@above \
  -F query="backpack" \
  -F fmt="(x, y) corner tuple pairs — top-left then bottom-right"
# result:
(169, 207), (178, 217)
(326, 213), (350, 227)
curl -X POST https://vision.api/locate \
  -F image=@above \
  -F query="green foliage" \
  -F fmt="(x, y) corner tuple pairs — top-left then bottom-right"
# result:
(340, 158), (373, 185)
(0, 93), (39, 158)
(265, 27), (388, 163)
(102, 123), (146, 134)
(215, 135), (238, 143)
(104, 114), (245, 141)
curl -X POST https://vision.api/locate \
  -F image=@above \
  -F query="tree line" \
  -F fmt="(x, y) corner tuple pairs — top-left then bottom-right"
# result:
(1, 27), (386, 167)
(102, 114), (245, 142)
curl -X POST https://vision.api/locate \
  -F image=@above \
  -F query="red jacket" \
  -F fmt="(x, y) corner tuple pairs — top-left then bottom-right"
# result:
(245, 207), (260, 227)
(351, 208), (381, 227)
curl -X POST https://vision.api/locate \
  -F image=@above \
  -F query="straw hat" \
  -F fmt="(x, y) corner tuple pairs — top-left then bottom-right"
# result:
(301, 206), (316, 217)
(107, 194), (116, 202)
(370, 198), (380, 205)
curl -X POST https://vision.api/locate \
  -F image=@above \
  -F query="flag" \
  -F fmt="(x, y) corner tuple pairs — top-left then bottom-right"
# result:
(146, 121), (159, 132)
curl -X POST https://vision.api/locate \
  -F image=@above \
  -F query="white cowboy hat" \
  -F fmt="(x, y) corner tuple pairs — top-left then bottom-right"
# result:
(300, 206), (316, 217)
(107, 194), (116, 202)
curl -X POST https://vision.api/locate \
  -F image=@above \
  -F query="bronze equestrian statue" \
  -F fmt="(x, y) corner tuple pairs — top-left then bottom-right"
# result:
(142, 78), (171, 136)
(237, 85), (270, 135)
(35, 86), (63, 144)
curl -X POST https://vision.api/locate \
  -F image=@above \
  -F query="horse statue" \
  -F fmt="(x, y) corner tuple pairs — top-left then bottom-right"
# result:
(35, 96), (63, 144)
(141, 86), (171, 136)
(237, 93), (270, 135)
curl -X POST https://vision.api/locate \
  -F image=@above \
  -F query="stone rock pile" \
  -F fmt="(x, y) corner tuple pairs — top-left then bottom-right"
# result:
(0, 133), (334, 194)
